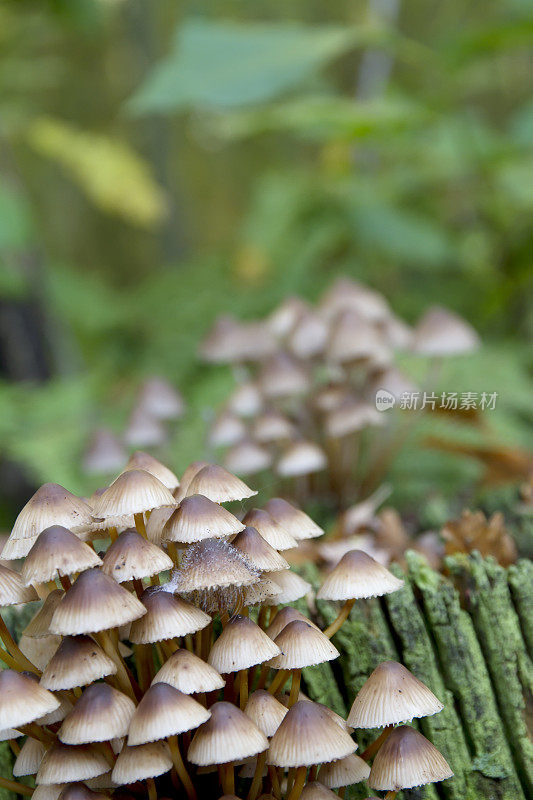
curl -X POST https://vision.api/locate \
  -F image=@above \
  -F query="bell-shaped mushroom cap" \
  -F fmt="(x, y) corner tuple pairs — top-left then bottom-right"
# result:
(263, 498), (323, 541)
(128, 682), (210, 745)
(111, 741), (172, 784)
(40, 635), (117, 690)
(37, 742), (110, 785)
(327, 310), (390, 365)
(0, 564), (38, 605)
(267, 295), (308, 338)
(124, 404), (167, 449)
(244, 690), (288, 738)
(92, 469), (176, 520)
(259, 352), (310, 399)
(227, 382), (262, 418)
(288, 310), (329, 360)
(368, 725), (453, 791)
(23, 590), (63, 638)
(317, 550), (404, 601)
(300, 783), (339, 800)
(232, 527), (290, 573)
(0, 670), (60, 729)
(208, 615), (281, 673)
(277, 441), (327, 478)
(224, 441), (272, 477)
(412, 306), (479, 356)
(58, 683), (135, 744)
(297, 698), (353, 735)
(163, 495), (245, 544)
(267, 701), (356, 768)
(175, 461), (210, 501)
(2, 484), (94, 559)
(242, 509), (297, 551)
(347, 661), (443, 728)
(268, 620), (339, 670)
(266, 607), (320, 642)
(253, 410), (295, 444)
(137, 377), (185, 420)
(319, 753), (370, 788)
(13, 736), (47, 776)
(171, 538), (259, 593)
(129, 587), (210, 644)
(123, 451), (180, 491)
(209, 410), (247, 449)
(22, 526), (102, 586)
(57, 783), (108, 800)
(145, 505), (175, 546)
(83, 428), (126, 476)
(101, 529), (172, 582)
(185, 464), (257, 503)
(19, 634), (60, 670)
(152, 648), (225, 694)
(49, 569), (146, 635)
(188, 701), (268, 766)
(320, 278), (390, 323)
(325, 401), (383, 439)
(243, 577), (282, 607)
(261, 570), (311, 606)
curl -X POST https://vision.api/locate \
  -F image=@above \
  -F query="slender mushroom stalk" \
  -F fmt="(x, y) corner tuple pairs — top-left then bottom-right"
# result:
(323, 598), (355, 638)
(248, 750), (267, 800)
(361, 725), (393, 760)
(134, 512), (148, 538)
(238, 668), (248, 709)
(218, 762), (234, 795)
(146, 778), (157, 800)
(287, 765), (307, 800)
(0, 615), (39, 672)
(288, 668), (302, 707)
(168, 735), (197, 800)
(268, 764), (282, 798)
(385, 793), (398, 799)
(0, 777), (33, 796)
(268, 668), (289, 695)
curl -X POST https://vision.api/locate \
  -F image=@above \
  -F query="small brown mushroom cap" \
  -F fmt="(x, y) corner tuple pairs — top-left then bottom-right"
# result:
(208, 615), (281, 673)
(58, 682), (135, 744)
(92, 469), (176, 520)
(317, 550), (404, 601)
(242, 509), (298, 551)
(129, 587), (210, 644)
(300, 783), (339, 800)
(57, 783), (108, 800)
(13, 737), (47, 777)
(244, 690), (288, 738)
(188, 701), (268, 766)
(101, 529), (172, 582)
(268, 621), (339, 670)
(23, 590), (63, 638)
(261, 570), (311, 606)
(40, 635), (117, 690)
(162, 494), (245, 544)
(122, 451), (180, 490)
(22, 526), (102, 585)
(171, 538), (259, 593)
(0, 563), (38, 605)
(368, 725), (453, 790)
(127, 682), (210, 744)
(276, 441), (327, 478)
(111, 741), (173, 784)
(265, 607), (320, 642)
(151, 648), (225, 694)
(0, 670), (60, 730)
(263, 497), (323, 541)
(37, 742), (109, 785)
(185, 464), (257, 503)
(318, 753), (370, 788)
(231, 526), (290, 573)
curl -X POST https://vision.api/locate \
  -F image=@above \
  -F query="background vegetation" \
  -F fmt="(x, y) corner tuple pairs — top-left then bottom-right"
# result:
(0, 0), (532, 523)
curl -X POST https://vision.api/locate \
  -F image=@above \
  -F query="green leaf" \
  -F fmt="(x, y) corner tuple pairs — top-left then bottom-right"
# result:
(128, 19), (372, 114)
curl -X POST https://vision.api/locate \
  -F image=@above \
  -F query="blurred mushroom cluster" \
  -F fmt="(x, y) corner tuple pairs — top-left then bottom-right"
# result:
(201, 278), (479, 505)
(0, 455), (453, 800)
(83, 378), (185, 476)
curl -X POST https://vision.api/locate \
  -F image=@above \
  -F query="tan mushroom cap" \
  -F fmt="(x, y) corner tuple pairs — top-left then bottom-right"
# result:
(40, 634), (117, 690)
(92, 469), (176, 520)
(300, 783), (339, 800)
(263, 498), (323, 541)
(253, 410), (295, 443)
(188, 701), (268, 766)
(19, 634), (60, 671)
(259, 352), (310, 399)
(123, 451), (180, 490)
(129, 587), (210, 644)
(59, 683), (135, 744)
(412, 306), (479, 356)
(244, 690), (288, 738)
(368, 725), (453, 791)
(174, 460), (210, 502)
(276, 441), (327, 478)
(101, 529), (172, 582)
(37, 742), (109, 785)
(318, 753), (370, 788)
(243, 577), (282, 607)
(265, 607), (320, 642)
(2, 483), (94, 560)
(227, 382), (262, 418)
(57, 783), (108, 800)
(268, 620), (339, 670)
(22, 526), (102, 586)
(209, 410), (247, 448)
(267, 701), (356, 768)
(208, 615), (281, 673)
(317, 550), (404, 601)
(151, 648), (225, 694)
(32, 785), (65, 800)
(13, 737), (47, 777)
(347, 661), (444, 729)
(162, 494), (245, 544)
(0, 670), (60, 730)
(49, 568), (146, 635)
(23, 590), (63, 638)
(137, 377), (185, 421)
(261, 570), (311, 605)
(224, 440), (272, 477)
(0, 563), (38, 605)
(111, 741), (172, 784)
(128, 682), (210, 745)
(242, 509), (298, 551)
(185, 464), (257, 503)
(232, 526), (290, 573)
(171, 538), (259, 593)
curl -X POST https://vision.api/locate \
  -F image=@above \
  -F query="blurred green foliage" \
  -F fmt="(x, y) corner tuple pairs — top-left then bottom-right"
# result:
(0, 0), (531, 514)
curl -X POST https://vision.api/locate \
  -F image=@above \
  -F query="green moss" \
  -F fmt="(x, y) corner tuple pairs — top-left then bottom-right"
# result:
(507, 559), (533, 657)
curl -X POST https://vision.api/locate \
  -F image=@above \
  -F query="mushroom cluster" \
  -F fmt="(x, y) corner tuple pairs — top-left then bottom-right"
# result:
(0, 456), (452, 799)
(201, 277), (479, 504)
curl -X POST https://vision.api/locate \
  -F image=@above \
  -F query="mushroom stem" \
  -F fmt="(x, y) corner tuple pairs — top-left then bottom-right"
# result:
(238, 668), (248, 709)
(134, 512), (148, 539)
(308, 764), (318, 781)
(268, 668), (289, 696)
(257, 604), (269, 629)
(247, 750), (267, 800)
(287, 765), (307, 800)
(288, 668), (302, 707)
(0, 615), (39, 673)
(146, 777), (157, 800)
(135, 643), (152, 691)
(384, 793), (398, 799)
(19, 723), (54, 745)
(323, 598), (356, 639)
(0, 646), (23, 671)
(338, 788), (346, 799)
(218, 762), (234, 795)
(0, 777), (33, 796)
(167, 541), (179, 565)
(168, 735), (197, 800)
(108, 526), (118, 542)
(132, 578), (145, 599)
(361, 724), (393, 761)
(94, 630), (137, 701)
(268, 765), (281, 799)
(58, 574), (71, 593)
(256, 663), (270, 690)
